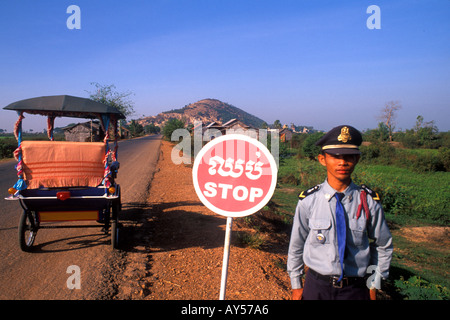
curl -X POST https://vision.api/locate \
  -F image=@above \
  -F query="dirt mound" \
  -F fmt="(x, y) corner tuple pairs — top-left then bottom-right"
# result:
(399, 226), (450, 249)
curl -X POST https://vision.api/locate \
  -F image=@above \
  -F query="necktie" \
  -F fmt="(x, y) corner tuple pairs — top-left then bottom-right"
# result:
(335, 192), (346, 282)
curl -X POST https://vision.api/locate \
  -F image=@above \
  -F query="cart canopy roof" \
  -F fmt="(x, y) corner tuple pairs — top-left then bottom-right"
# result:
(3, 95), (126, 119)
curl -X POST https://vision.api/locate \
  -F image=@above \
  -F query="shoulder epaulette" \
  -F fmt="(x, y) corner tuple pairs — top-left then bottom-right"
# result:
(299, 185), (320, 200)
(360, 184), (381, 201)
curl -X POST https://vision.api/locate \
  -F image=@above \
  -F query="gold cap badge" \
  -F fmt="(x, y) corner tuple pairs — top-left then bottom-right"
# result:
(337, 126), (352, 143)
(315, 125), (362, 155)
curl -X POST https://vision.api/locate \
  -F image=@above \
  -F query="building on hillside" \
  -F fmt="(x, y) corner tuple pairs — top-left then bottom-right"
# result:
(279, 128), (294, 142)
(202, 119), (258, 139)
(222, 119), (255, 133)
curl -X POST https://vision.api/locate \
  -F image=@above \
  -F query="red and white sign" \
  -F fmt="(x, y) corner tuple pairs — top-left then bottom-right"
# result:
(193, 134), (277, 218)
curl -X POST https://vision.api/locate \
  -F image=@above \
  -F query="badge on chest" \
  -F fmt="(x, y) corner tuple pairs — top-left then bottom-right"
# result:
(316, 232), (326, 244)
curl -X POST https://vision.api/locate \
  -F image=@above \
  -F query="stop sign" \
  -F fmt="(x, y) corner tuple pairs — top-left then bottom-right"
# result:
(193, 134), (277, 217)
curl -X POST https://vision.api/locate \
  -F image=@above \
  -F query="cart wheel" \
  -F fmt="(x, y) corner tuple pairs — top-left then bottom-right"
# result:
(18, 210), (38, 252)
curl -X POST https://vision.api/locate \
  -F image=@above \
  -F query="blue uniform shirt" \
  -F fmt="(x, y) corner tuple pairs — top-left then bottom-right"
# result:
(287, 179), (393, 289)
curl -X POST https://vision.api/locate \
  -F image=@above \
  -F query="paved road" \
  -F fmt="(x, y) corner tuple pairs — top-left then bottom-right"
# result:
(0, 135), (161, 299)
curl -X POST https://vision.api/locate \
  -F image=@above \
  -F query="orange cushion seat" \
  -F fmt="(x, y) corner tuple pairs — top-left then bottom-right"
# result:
(21, 141), (106, 188)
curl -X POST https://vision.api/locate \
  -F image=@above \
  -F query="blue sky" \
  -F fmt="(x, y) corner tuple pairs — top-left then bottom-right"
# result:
(1, 0), (449, 133)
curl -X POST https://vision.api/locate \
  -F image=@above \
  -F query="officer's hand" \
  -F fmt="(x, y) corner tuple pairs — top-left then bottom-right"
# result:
(292, 288), (303, 300)
(370, 288), (377, 300)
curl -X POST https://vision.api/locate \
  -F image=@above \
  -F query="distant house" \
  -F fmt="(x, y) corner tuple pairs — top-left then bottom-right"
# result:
(64, 121), (129, 141)
(119, 126), (130, 139)
(205, 121), (224, 132)
(64, 121), (104, 142)
(202, 119), (258, 139)
(222, 119), (254, 133)
(279, 128), (293, 142)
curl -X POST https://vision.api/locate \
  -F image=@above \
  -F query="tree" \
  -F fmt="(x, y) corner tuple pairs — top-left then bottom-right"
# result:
(414, 115), (439, 148)
(301, 132), (325, 160)
(363, 122), (389, 142)
(86, 82), (135, 119)
(273, 120), (282, 129)
(128, 120), (144, 137)
(144, 123), (160, 134)
(378, 101), (402, 142)
(162, 118), (185, 140)
(395, 115), (441, 148)
(414, 115), (425, 132)
(376, 122), (389, 141)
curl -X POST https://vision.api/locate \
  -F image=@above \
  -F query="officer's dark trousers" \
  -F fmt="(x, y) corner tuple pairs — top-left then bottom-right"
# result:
(302, 269), (370, 300)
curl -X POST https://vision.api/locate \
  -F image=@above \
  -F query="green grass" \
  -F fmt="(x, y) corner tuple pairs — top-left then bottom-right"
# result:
(391, 232), (449, 286)
(235, 231), (265, 250)
(398, 148), (439, 157)
(277, 156), (450, 226)
(353, 164), (449, 225)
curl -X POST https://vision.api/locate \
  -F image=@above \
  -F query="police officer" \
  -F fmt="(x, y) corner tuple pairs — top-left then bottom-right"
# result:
(287, 125), (393, 300)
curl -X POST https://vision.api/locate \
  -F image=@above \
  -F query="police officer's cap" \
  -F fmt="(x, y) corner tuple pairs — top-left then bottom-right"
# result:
(315, 125), (362, 155)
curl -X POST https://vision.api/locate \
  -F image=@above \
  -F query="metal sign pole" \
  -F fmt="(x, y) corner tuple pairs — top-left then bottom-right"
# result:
(219, 216), (233, 300)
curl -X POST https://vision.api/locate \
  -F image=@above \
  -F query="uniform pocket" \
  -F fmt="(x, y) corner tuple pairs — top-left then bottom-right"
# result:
(308, 219), (331, 245)
(348, 218), (367, 247)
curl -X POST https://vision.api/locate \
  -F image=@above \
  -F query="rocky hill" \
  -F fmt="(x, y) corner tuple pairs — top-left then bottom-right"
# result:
(137, 99), (266, 128)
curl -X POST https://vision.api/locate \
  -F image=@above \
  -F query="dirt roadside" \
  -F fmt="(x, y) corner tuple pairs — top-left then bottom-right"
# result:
(112, 140), (291, 300)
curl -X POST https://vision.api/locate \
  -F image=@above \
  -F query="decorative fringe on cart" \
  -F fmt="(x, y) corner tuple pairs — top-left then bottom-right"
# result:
(13, 112), (27, 191)
(25, 177), (104, 189)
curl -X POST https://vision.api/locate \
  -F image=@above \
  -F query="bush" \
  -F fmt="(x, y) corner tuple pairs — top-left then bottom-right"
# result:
(162, 118), (185, 141)
(361, 143), (447, 173)
(360, 143), (396, 165)
(395, 131), (420, 149)
(412, 152), (445, 172)
(396, 149), (446, 173)
(438, 147), (450, 171)
(297, 160), (325, 187)
(379, 183), (412, 217)
(395, 276), (449, 300)
(277, 157), (325, 188)
(359, 144), (380, 161)
(236, 231), (265, 249)
(0, 138), (17, 159)
(352, 171), (412, 219)
(279, 172), (300, 185)
(300, 132), (324, 160)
